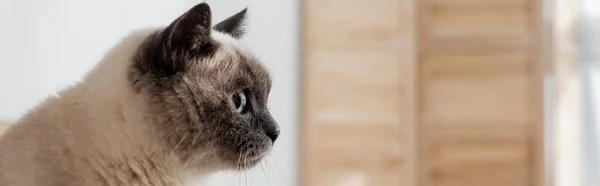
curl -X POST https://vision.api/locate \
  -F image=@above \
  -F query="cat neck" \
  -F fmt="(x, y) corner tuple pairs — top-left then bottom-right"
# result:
(57, 29), (206, 184)
(75, 28), (158, 141)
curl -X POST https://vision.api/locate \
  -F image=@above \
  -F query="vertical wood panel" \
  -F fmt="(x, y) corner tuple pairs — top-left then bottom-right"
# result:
(302, 0), (417, 185)
(417, 0), (544, 186)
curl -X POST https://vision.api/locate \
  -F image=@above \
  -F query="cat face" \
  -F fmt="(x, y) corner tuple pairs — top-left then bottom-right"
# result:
(128, 3), (279, 171)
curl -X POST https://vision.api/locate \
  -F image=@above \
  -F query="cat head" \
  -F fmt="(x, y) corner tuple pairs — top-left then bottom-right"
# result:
(129, 3), (279, 171)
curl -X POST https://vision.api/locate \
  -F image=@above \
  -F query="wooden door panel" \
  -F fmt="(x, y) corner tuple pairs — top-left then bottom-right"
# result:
(418, 0), (542, 185)
(303, 0), (416, 185)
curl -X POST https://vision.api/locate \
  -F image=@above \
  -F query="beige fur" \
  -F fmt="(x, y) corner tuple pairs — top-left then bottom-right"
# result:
(0, 29), (174, 185)
(0, 121), (10, 136)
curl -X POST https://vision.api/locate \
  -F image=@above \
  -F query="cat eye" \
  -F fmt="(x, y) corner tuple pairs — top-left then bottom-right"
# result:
(232, 90), (247, 113)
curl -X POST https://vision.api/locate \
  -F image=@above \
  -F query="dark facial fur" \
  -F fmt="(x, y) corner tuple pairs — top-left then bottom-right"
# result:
(128, 3), (279, 170)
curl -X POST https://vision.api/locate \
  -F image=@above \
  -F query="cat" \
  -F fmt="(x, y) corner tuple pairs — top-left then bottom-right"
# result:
(0, 2), (279, 186)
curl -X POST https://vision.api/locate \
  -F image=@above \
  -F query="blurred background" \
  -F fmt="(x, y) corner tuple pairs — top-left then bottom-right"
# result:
(0, 0), (598, 186)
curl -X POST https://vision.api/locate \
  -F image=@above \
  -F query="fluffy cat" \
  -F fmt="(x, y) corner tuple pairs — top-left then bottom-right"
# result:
(0, 3), (279, 186)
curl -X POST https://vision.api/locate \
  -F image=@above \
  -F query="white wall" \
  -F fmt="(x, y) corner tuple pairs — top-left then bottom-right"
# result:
(0, 1), (299, 186)
(581, 0), (600, 185)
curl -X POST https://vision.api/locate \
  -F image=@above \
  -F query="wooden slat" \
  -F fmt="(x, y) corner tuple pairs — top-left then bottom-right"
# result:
(302, 0), (417, 185)
(425, 138), (530, 186)
(305, 0), (411, 45)
(418, 0), (543, 185)
(422, 76), (531, 125)
(422, 125), (531, 139)
(422, 0), (528, 2)
(305, 42), (407, 126)
(309, 125), (410, 186)
(420, 51), (530, 78)
(420, 0), (533, 49)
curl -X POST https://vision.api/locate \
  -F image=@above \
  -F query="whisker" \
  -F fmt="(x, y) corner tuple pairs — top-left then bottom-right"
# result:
(258, 161), (269, 186)
(267, 156), (276, 182)
(268, 154), (279, 171)
(237, 171), (242, 186)
(244, 156), (248, 186)
(237, 148), (247, 186)
(236, 150), (243, 171)
(165, 134), (187, 167)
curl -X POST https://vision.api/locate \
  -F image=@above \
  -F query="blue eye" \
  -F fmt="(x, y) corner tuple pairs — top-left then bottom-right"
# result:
(232, 90), (247, 113)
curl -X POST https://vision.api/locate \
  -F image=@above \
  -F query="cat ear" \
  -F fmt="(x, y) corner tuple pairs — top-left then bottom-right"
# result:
(164, 3), (212, 50)
(213, 8), (248, 38)
(149, 3), (213, 76)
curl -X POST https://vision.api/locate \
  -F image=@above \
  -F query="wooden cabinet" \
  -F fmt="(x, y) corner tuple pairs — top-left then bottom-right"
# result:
(302, 0), (544, 185)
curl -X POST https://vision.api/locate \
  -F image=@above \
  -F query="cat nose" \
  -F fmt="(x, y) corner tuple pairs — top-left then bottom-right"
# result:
(266, 126), (280, 143)
(261, 111), (280, 143)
